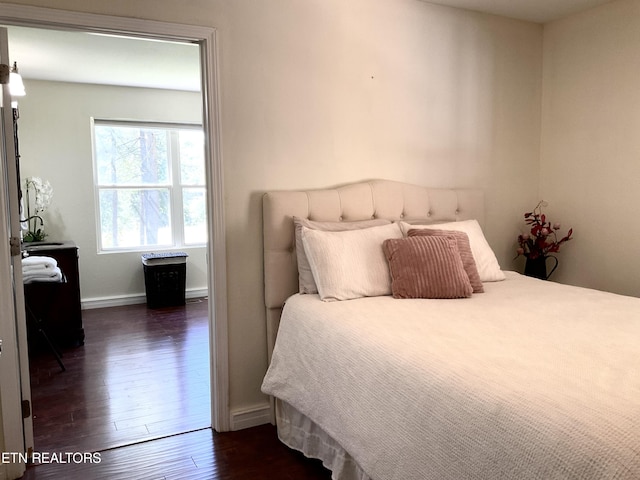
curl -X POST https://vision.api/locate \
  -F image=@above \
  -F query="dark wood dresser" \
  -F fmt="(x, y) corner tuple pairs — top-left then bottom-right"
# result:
(22, 241), (85, 348)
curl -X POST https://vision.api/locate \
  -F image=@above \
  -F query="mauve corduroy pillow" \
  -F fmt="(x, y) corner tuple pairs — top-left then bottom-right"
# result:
(399, 220), (505, 282)
(383, 236), (473, 299)
(408, 228), (484, 293)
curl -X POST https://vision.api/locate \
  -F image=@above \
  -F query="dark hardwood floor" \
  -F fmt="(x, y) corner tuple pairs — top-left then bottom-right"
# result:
(20, 425), (331, 479)
(28, 299), (211, 454)
(22, 299), (331, 479)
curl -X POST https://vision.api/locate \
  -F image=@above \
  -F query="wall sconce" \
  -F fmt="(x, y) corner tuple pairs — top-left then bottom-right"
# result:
(10, 62), (26, 97)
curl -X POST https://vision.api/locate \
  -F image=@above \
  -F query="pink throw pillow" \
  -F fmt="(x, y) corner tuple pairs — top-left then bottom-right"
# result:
(383, 236), (473, 299)
(408, 228), (484, 293)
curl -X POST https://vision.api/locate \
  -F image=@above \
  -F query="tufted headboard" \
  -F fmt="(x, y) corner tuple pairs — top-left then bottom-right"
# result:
(262, 179), (484, 360)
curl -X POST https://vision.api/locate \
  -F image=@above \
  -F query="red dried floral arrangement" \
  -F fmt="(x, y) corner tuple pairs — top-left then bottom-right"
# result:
(516, 201), (573, 260)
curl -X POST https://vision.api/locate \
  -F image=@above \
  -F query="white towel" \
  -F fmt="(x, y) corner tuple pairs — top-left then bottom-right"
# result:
(23, 264), (57, 274)
(22, 256), (58, 269)
(23, 266), (63, 284)
(22, 266), (53, 276)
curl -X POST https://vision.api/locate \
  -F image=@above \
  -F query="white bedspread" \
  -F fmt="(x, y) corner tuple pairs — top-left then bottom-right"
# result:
(261, 272), (640, 480)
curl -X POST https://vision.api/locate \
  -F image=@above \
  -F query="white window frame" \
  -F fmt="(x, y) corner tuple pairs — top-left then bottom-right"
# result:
(92, 119), (206, 253)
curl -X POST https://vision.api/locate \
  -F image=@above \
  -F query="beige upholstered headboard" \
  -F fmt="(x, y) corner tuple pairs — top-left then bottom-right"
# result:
(262, 179), (484, 360)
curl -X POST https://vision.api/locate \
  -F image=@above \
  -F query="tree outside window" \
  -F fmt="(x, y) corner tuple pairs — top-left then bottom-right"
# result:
(94, 121), (206, 251)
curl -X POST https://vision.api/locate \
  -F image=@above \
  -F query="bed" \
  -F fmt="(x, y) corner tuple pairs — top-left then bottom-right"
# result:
(260, 179), (640, 480)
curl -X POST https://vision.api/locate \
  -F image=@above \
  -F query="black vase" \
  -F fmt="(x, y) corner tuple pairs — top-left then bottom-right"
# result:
(524, 255), (558, 280)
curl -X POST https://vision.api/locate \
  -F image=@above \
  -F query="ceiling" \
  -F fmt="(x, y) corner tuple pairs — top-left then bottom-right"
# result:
(4, 0), (616, 92)
(6, 26), (202, 92)
(426, 0), (616, 23)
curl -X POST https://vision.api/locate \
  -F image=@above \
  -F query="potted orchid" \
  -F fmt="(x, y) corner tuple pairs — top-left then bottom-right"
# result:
(516, 200), (573, 280)
(22, 176), (53, 242)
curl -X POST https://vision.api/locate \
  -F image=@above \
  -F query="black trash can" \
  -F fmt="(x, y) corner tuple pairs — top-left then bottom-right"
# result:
(141, 252), (189, 308)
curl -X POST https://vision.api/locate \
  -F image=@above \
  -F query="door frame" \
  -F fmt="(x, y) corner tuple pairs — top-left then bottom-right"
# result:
(0, 25), (28, 477)
(0, 1), (230, 456)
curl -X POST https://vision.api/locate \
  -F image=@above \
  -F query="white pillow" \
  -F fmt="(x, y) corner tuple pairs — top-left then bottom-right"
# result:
(301, 222), (403, 301)
(400, 219), (505, 282)
(293, 217), (391, 294)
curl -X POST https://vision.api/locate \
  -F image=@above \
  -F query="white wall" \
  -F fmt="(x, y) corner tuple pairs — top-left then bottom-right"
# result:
(541, 0), (640, 296)
(221, 0), (543, 410)
(3, 0), (543, 415)
(17, 80), (208, 304)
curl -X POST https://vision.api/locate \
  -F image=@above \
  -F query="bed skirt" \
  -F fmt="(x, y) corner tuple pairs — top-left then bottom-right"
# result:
(276, 400), (371, 480)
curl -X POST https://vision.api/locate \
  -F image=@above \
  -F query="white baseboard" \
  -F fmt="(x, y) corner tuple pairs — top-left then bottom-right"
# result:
(81, 288), (209, 310)
(230, 403), (272, 431)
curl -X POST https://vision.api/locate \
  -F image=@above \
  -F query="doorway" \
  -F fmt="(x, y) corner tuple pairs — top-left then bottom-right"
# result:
(0, 5), (229, 473)
(10, 24), (211, 452)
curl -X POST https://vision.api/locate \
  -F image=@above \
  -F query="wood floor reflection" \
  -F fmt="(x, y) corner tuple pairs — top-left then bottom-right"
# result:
(28, 299), (211, 454)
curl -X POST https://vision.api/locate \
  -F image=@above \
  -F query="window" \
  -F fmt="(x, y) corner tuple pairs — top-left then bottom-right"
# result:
(93, 121), (206, 251)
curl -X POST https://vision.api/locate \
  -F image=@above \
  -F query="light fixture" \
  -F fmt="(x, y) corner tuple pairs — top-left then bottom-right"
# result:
(9, 62), (26, 97)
